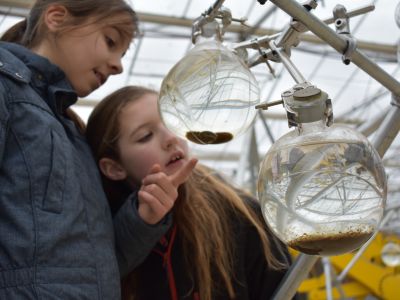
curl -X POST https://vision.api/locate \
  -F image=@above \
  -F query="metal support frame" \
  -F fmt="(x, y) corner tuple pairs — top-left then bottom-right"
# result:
(322, 257), (334, 300)
(269, 0), (400, 96)
(266, 1), (400, 299)
(272, 254), (319, 299)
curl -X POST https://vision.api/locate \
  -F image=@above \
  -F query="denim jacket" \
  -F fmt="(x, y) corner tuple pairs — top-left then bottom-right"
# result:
(0, 42), (170, 299)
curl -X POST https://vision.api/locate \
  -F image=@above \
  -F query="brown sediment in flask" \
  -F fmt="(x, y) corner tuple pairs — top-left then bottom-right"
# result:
(288, 229), (374, 256)
(186, 131), (233, 144)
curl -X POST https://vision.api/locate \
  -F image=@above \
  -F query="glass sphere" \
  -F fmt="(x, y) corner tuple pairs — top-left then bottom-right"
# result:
(381, 242), (400, 267)
(258, 121), (387, 256)
(395, 2), (400, 28)
(158, 38), (260, 144)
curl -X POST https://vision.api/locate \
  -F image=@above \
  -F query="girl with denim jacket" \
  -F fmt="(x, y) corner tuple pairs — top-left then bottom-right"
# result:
(0, 1), (195, 298)
(86, 86), (293, 300)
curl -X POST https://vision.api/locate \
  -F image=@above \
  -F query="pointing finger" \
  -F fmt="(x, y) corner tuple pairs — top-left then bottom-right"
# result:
(171, 158), (198, 187)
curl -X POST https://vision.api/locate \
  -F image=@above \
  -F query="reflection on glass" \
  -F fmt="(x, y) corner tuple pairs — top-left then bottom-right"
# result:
(381, 242), (400, 267)
(159, 38), (260, 144)
(258, 121), (387, 256)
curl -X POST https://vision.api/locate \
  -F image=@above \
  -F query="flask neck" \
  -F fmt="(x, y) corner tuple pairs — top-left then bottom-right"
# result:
(296, 119), (327, 135)
(194, 35), (221, 45)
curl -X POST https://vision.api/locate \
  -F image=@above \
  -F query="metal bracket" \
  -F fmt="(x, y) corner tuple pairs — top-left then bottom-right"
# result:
(333, 4), (357, 65)
(191, 1), (230, 44)
(255, 99), (284, 110)
(274, 1), (317, 51)
(342, 37), (357, 65)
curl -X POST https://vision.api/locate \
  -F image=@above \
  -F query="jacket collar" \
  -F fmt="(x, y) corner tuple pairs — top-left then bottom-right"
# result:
(0, 42), (77, 113)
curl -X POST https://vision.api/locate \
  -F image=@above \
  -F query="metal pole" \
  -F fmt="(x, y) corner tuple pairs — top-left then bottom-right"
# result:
(371, 104), (400, 157)
(322, 257), (333, 300)
(357, 107), (389, 137)
(269, 0), (400, 96)
(205, 0), (225, 17)
(268, 41), (307, 84)
(272, 254), (319, 300)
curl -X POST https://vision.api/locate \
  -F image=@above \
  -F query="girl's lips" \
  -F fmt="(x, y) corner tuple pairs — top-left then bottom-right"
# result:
(165, 157), (186, 174)
(167, 159), (183, 167)
(166, 151), (184, 166)
(94, 71), (106, 87)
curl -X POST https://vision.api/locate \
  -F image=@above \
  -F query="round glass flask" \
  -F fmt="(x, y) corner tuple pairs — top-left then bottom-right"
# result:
(158, 36), (260, 144)
(258, 121), (387, 256)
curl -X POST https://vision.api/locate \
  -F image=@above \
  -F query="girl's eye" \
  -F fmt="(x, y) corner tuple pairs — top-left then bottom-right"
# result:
(105, 36), (116, 48)
(137, 132), (152, 143)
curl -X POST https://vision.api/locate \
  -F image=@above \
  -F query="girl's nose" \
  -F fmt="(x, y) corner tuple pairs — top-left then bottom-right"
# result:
(163, 128), (179, 150)
(109, 54), (123, 75)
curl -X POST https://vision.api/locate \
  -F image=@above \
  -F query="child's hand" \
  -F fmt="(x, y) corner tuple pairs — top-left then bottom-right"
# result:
(137, 158), (198, 225)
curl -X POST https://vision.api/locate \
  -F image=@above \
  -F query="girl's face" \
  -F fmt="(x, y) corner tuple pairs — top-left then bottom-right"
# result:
(116, 93), (190, 184)
(36, 10), (132, 97)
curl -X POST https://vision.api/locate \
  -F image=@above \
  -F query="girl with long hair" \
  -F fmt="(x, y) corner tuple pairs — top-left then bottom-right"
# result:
(86, 85), (292, 300)
(0, 2), (189, 298)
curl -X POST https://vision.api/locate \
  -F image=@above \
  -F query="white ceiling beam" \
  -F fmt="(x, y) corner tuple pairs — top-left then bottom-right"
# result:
(0, 3), (396, 57)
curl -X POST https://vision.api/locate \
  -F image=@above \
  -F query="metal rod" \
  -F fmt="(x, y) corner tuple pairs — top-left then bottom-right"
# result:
(268, 41), (306, 83)
(205, 0), (225, 17)
(357, 106), (389, 137)
(322, 257), (333, 300)
(269, 0), (400, 96)
(233, 33), (280, 50)
(272, 254), (319, 300)
(323, 4), (375, 25)
(234, 3), (376, 52)
(371, 105), (400, 157)
(275, 3), (374, 49)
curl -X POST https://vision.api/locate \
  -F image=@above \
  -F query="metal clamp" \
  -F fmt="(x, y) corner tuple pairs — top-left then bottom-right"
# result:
(342, 37), (357, 65)
(333, 4), (357, 65)
(281, 82), (333, 128)
(191, 0), (228, 44)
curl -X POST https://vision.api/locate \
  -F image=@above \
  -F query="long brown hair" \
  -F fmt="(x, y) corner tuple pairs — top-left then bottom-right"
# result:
(87, 86), (157, 212)
(1, 0), (138, 49)
(86, 86), (285, 300)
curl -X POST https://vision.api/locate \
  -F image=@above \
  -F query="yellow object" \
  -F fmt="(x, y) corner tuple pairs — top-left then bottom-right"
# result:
(293, 233), (400, 299)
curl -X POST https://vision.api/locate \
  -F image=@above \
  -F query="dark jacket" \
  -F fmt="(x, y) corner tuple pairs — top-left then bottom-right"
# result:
(133, 197), (292, 300)
(0, 42), (170, 299)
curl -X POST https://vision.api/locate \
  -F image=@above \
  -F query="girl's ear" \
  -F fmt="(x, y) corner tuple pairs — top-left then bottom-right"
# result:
(44, 5), (69, 32)
(99, 158), (128, 181)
